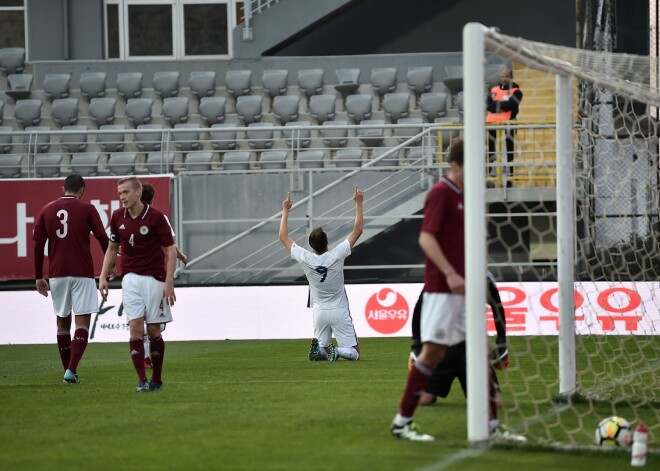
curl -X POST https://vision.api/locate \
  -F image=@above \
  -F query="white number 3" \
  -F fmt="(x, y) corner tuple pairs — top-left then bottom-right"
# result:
(56, 209), (68, 238)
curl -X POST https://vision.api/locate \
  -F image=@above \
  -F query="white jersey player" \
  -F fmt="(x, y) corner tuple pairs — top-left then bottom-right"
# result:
(279, 186), (364, 361)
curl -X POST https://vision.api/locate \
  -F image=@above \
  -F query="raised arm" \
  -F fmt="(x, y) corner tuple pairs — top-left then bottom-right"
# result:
(99, 241), (120, 301)
(346, 186), (364, 248)
(279, 192), (294, 252)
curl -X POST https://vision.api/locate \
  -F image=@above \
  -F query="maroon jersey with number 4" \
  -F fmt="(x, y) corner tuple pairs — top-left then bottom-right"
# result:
(109, 204), (174, 281)
(33, 196), (109, 279)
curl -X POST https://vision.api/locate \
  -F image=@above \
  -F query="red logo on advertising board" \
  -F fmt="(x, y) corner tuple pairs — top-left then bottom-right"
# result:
(365, 288), (409, 334)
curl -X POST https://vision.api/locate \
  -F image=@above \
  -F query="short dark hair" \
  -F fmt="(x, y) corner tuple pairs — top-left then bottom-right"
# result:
(308, 227), (328, 253)
(141, 182), (155, 205)
(449, 139), (464, 167)
(63, 173), (85, 193)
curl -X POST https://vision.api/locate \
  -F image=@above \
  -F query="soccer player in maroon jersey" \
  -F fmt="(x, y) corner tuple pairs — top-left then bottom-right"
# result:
(390, 139), (465, 441)
(98, 176), (177, 392)
(33, 173), (110, 384)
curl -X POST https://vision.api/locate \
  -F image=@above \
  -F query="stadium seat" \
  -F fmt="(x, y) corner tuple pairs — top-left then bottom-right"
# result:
(34, 153), (63, 177)
(283, 121), (311, 149)
(146, 151), (176, 174)
(420, 92), (448, 122)
(443, 65), (463, 96)
(434, 116), (462, 149)
(59, 125), (88, 153)
(259, 150), (288, 170)
(261, 69), (289, 99)
(162, 96), (189, 126)
(334, 149), (363, 168)
(334, 68), (360, 98)
(236, 95), (263, 124)
(0, 154), (22, 178)
(22, 126), (50, 153)
(173, 123), (200, 151)
(225, 70), (252, 99)
(209, 123), (238, 151)
(357, 119), (385, 147)
(135, 124), (163, 152)
(393, 117), (424, 145)
(199, 96), (226, 126)
(125, 98), (153, 126)
(153, 71), (180, 99)
(116, 72), (143, 100)
(222, 150), (251, 170)
(189, 71), (216, 100)
(43, 73), (71, 100)
(0, 100), (3, 125)
(88, 97), (116, 127)
(0, 126), (13, 153)
(0, 47), (25, 75)
(5, 74), (33, 101)
(371, 147), (399, 167)
(456, 91), (464, 119)
(297, 69), (324, 100)
(345, 94), (373, 124)
(297, 150), (325, 169)
(370, 67), (397, 102)
(407, 66), (433, 101)
(246, 122), (274, 150)
(14, 99), (42, 127)
(321, 120), (349, 148)
(97, 124), (126, 153)
(79, 72), (107, 100)
(107, 152), (137, 175)
(69, 152), (100, 176)
(309, 94), (336, 124)
(406, 146), (431, 165)
(51, 98), (79, 126)
(272, 95), (300, 124)
(185, 151), (214, 171)
(382, 93), (410, 123)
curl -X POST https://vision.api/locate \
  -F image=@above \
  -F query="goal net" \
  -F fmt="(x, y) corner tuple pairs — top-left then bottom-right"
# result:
(463, 24), (660, 449)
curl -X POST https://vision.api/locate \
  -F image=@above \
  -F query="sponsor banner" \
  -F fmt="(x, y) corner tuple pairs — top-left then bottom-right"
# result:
(2, 281), (659, 345)
(0, 176), (171, 280)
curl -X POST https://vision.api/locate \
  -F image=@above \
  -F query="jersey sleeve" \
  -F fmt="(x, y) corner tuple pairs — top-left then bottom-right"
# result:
(420, 186), (447, 234)
(290, 242), (304, 263)
(109, 211), (120, 244)
(32, 210), (47, 279)
(154, 213), (175, 247)
(334, 239), (352, 260)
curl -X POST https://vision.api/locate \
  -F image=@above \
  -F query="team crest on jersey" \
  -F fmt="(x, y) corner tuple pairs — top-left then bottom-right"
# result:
(139, 225), (149, 235)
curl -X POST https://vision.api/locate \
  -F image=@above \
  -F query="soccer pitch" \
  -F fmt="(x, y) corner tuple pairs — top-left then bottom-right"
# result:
(0, 337), (651, 470)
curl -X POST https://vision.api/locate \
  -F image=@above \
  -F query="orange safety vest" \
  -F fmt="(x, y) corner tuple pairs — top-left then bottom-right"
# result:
(486, 84), (520, 123)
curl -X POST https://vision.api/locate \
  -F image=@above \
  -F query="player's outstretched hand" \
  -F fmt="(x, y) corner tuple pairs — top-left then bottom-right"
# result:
(353, 185), (364, 203)
(36, 278), (50, 297)
(282, 192), (293, 211)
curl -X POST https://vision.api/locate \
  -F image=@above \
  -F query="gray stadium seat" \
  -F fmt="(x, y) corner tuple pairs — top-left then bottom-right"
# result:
(345, 94), (373, 124)
(247, 122), (274, 150)
(97, 124), (126, 153)
(79, 72), (107, 100)
(272, 95), (300, 124)
(146, 151), (176, 174)
(259, 150), (288, 170)
(406, 146), (431, 165)
(225, 70), (252, 99)
(34, 153), (63, 177)
(334, 68), (360, 98)
(393, 117), (424, 145)
(0, 126), (13, 153)
(162, 96), (189, 125)
(321, 120), (349, 148)
(420, 92), (449, 122)
(407, 66), (433, 100)
(309, 94), (336, 124)
(371, 67), (397, 100)
(435, 116), (462, 149)
(199, 96), (226, 125)
(43, 73), (71, 100)
(0, 48), (25, 75)
(357, 119), (385, 147)
(298, 69), (324, 100)
(116, 72), (143, 100)
(297, 150), (325, 169)
(383, 93), (410, 123)
(0, 154), (22, 178)
(456, 91), (465, 119)
(51, 98), (79, 126)
(22, 126), (50, 153)
(334, 149), (363, 168)
(443, 65), (463, 96)
(283, 121), (311, 149)
(88, 97), (116, 127)
(371, 148), (399, 167)
(185, 151), (214, 171)
(135, 124), (163, 152)
(153, 71), (180, 99)
(261, 69), (288, 98)
(173, 123), (200, 151)
(69, 153), (100, 176)
(210, 123), (238, 151)
(236, 95), (263, 124)
(0, 100), (3, 124)
(107, 152), (137, 175)
(6, 74), (33, 101)
(222, 150), (251, 170)
(125, 98), (153, 126)
(59, 125), (88, 153)
(14, 99), (42, 127)
(189, 71), (216, 100)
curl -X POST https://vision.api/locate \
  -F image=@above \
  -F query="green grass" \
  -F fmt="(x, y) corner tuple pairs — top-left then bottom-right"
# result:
(0, 337), (656, 470)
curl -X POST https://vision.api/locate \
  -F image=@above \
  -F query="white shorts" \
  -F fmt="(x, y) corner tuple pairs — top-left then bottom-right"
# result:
(49, 276), (99, 317)
(313, 306), (359, 349)
(420, 292), (466, 346)
(122, 273), (173, 325)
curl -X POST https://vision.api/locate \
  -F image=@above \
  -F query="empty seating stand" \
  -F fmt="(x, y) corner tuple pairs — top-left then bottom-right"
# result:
(162, 97), (189, 125)
(125, 98), (153, 126)
(173, 123), (200, 151)
(297, 69), (324, 102)
(334, 68), (360, 100)
(34, 153), (63, 177)
(0, 154), (23, 178)
(6, 74), (33, 101)
(185, 151), (214, 171)
(371, 67), (397, 106)
(116, 72), (143, 100)
(309, 95), (335, 124)
(136, 124), (163, 152)
(0, 47), (25, 75)
(407, 66), (433, 102)
(345, 94), (373, 124)
(272, 95), (300, 124)
(283, 121), (311, 149)
(334, 149), (363, 168)
(199, 96), (226, 125)
(210, 124), (238, 151)
(222, 151), (251, 170)
(261, 69), (289, 100)
(79, 72), (107, 101)
(70, 153), (100, 176)
(153, 71), (180, 99)
(97, 124), (126, 153)
(225, 70), (252, 99)
(43, 73), (71, 100)
(189, 71), (216, 100)
(146, 151), (176, 174)
(298, 150), (325, 169)
(51, 98), (79, 127)
(14, 99), (42, 127)
(321, 120), (349, 148)
(88, 98), (116, 127)
(259, 150), (288, 170)
(22, 126), (51, 153)
(107, 152), (137, 175)
(236, 95), (263, 124)
(383, 93), (410, 123)
(59, 125), (88, 153)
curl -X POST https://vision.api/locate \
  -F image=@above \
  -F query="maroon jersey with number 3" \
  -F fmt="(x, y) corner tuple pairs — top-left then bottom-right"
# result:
(109, 204), (174, 281)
